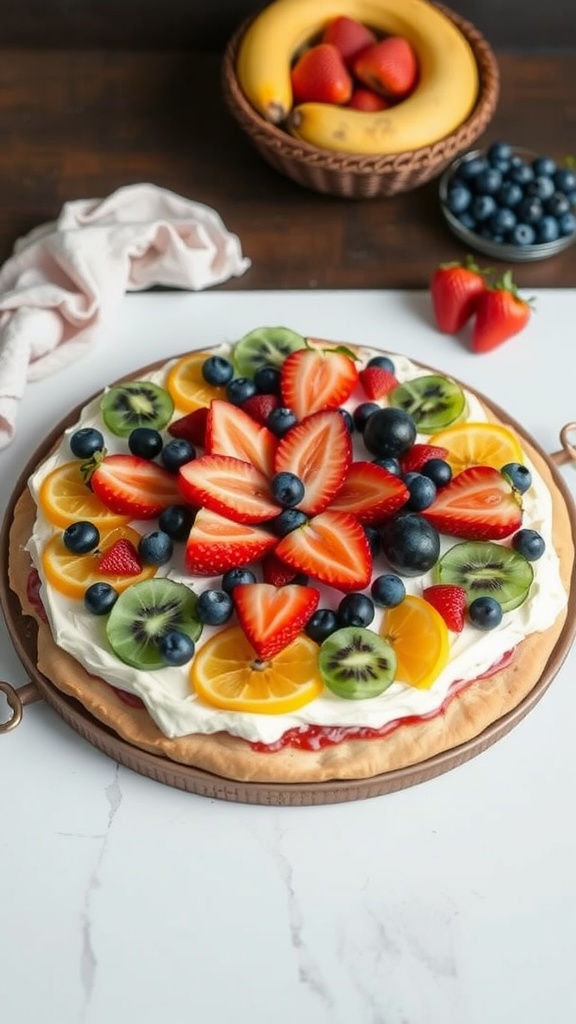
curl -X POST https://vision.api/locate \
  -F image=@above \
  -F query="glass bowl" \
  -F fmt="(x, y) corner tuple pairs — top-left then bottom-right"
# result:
(439, 146), (576, 262)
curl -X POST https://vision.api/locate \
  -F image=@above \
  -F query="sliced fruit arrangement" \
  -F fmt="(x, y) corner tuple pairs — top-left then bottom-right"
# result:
(35, 325), (549, 712)
(191, 626), (324, 715)
(41, 525), (157, 599)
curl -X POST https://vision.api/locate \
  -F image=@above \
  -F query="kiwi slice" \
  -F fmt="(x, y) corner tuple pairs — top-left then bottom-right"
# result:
(106, 578), (202, 669)
(318, 626), (397, 699)
(100, 381), (174, 437)
(433, 540), (534, 613)
(232, 326), (307, 378)
(389, 375), (466, 433)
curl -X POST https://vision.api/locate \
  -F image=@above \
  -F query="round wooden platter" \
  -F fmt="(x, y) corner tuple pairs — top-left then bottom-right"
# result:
(2, 357), (576, 806)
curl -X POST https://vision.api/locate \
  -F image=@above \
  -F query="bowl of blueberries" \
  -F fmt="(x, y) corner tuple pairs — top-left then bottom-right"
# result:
(439, 141), (576, 261)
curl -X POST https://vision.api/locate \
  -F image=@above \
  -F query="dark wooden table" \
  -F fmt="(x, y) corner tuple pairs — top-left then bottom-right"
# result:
(0, 49), (574, 289)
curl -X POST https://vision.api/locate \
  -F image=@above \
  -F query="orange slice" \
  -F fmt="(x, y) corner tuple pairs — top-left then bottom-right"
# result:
(165, 351), (227, 412)
(41, 526), (156, 599)
(380, 595), (449, 690)
(429, 422), (524, 476)
(191, 625), (323, 714)
(38, 462), (131, 530)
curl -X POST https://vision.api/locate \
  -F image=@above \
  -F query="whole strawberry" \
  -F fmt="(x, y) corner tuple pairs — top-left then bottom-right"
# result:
(430, 256), (488, 334)
(291, 43), (353, 106)
(322, 15), (377, 66)
(352, 36), (418, 99)
(472, 271), (533, 353)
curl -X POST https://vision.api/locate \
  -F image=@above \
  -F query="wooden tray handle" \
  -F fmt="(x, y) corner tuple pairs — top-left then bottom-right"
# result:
(0, 681), (42, 733)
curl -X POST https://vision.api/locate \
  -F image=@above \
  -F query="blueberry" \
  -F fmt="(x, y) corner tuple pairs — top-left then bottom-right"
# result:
(446, 184), (472, 214)
(458, 156), (488, 181)
(380, 513), (440, 577)
(271, 471), (305, 508)
(509, 162), (534, 187)
(510, 223), (536, 246)
(496, 181), (524, 209)
(469, 596), (503, 631)
(305, 608), (339, 643)
(128, 427), (163, 460)
(271, 508), (308, 537)
(489, 207), (517, 235)
(63, 520), (100, 554)
(512, 528), (546, 561)
(404, 472), (437, 511)
(553, 168), (576, 193)
(338, 408), (355, 434)
(532, 155), (556, 177)
(337, 592), (375, 628)
(545, 192), (571, 217)
(353, 401), (380, 432)
(367, 355), (396, 373)
(487, 141), (513, 165)
(138, 530), (173, 566)
(457, 211), (477, 231)
(226, 377), (258, 406)
(161, 438), (196, 472)
(535, 216), (561, 243)
(202, 355), (234, 387)
(362, 407), (417, 458)
(69, 427), (105, 459)
(471, 194), (497, 222)
(501, 462), (532, 494)
(527, 175), (556, 201)
(84, 581), (119, 615)
(474, 167), (502, 194)
(158, 504), (194, 541)
(254, 365), (281, 394)
(370, 573), (406, 607)
(558, 211), (576, 236)
(518, 196), (543, 225)
(159, 631), (195, 666)
(421, 458), (452, 487)
(196, 588), (234, 626)
(372, 456), (402, 477)
(364, 525), (382, 557)
(266, 407), (298, 437)
(221, 568), (257, 593)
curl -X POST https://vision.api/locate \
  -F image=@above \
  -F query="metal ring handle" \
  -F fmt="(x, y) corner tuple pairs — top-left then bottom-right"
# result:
(0, 681), (23, 733)
(550, 422), (576, 466)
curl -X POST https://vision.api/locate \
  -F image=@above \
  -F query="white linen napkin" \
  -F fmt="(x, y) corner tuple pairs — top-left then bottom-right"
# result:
(0, 183), (251, 449)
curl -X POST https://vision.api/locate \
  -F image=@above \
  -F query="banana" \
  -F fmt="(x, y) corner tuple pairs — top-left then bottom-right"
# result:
(235, 0), (479, 153)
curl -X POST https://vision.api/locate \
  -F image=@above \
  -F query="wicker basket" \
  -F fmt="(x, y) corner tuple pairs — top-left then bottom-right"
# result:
(222, 4), (500, 199)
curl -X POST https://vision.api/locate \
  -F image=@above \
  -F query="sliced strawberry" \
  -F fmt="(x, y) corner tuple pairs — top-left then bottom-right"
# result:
(185, 508), (277, 575)
(98, 538), (142, 576)
(233, 582), (320, 660)
(179, 455), (278, 524)
(280, 346), (359, 419)
(274, 409), (351, 516)
(205, 398), (276, 477)
(90, 455), (181, 519)
(261, 551), (301, 586)
(423, 584), (467, 632)
(359, 366), (399, 400)
(275, 510), (372, 592)
(168, 407), (209, 448)
(241, 393), (280, 426)
(421, 466), (522, 540)
(329, 461), (409, 524)
(400, 443), (449, 474)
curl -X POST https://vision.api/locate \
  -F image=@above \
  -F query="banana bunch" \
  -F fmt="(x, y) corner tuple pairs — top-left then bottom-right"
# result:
(236, 0), (480, 155)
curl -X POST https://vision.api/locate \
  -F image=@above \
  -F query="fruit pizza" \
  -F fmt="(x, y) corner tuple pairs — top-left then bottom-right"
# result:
(7, 328), (573, 785)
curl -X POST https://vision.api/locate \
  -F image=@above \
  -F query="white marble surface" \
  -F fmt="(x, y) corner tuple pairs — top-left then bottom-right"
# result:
(1, 289), (576, 1024)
